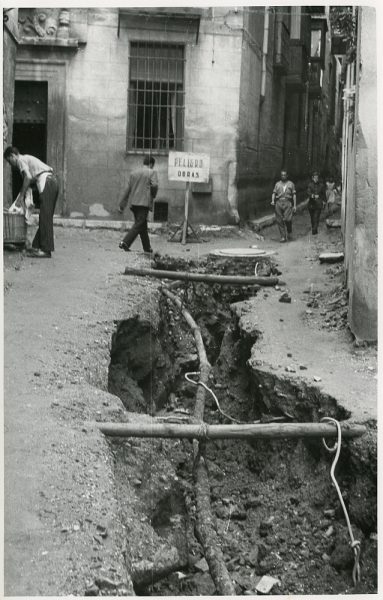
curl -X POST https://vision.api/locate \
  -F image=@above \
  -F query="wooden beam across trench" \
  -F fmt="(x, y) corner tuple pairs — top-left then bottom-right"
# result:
(98, 421), (366, 440)
(124, 266), (278, 287)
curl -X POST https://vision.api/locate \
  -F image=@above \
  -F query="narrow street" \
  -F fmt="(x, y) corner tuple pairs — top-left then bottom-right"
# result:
(3, 5), (377, 597)
(4, 213), (377, 595)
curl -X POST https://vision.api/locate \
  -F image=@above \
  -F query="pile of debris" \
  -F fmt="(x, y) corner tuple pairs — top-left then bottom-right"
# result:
(303, 282), (349, 331)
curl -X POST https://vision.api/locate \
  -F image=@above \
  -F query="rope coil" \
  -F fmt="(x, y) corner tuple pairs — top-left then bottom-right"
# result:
(321, 417), (361, 586)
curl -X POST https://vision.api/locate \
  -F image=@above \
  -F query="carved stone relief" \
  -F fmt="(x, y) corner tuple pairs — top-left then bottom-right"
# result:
(18, 8), (72, 40)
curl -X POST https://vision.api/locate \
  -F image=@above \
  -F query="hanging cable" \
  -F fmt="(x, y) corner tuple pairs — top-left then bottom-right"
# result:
(321, 417), (361, 586)
(185, 371), (241, 423)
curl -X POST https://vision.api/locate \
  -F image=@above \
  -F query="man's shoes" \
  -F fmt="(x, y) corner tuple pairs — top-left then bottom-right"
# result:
(143, 248), (154, 257)
(29, 249), (51, 258)
(119, 241), (130, 251)
(280, 237), (287, 243)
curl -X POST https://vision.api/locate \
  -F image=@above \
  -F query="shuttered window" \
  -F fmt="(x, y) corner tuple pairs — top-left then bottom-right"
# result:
(127, 42), (185, 152)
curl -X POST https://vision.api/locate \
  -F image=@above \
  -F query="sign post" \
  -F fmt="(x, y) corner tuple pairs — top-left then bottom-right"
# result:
(168, 151), (210, 245)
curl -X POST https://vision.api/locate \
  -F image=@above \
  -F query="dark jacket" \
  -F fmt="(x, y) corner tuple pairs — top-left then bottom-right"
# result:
(307, 181), (325, 206)
(120, 166), (158, 212)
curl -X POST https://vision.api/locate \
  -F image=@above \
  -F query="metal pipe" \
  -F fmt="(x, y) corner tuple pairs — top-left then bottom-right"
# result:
(260, 7), (270, 99)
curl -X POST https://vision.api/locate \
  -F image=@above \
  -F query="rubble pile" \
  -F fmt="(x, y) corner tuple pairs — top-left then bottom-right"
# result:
(303, 276), (349, 332)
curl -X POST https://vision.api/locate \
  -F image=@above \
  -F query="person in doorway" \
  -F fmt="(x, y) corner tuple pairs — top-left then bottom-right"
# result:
(325, 176), (340, 216)
(117, 155), (158, 254)
(307, 171), (326, 235)
(271, 169), (297, 242)
(4, 146), (59, 258)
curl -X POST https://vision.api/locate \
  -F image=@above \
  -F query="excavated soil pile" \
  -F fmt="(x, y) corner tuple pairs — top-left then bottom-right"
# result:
(107, 255), (377, 596)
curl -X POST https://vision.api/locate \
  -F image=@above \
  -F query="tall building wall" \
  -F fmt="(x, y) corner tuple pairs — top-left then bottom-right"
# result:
(237, 8), (286, 220)
(347, 7), (377, 341)
(14, 7), (243, 224)
(3, 9), (19, 207)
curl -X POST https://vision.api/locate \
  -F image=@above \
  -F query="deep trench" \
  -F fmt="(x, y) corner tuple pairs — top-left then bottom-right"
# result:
(106, 255), (377, 596)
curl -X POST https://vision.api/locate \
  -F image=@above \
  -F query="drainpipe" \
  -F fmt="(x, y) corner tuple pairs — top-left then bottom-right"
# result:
(257, 7), (270, 162)
(260, 7), (270, 100)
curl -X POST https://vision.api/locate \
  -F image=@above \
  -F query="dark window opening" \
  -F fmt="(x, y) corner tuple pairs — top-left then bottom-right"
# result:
(153, 201), (168, 222)
(127, 42), (185, 153)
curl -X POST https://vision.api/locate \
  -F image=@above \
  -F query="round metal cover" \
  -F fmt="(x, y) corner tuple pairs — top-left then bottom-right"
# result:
(209, 247), (269, 257)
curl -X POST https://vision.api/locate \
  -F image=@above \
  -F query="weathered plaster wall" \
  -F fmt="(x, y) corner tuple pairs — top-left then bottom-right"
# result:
(63, 7), (242, 224)
(3, 9), (19, 206)
(348, 7), (377, 341)
(183, 8), (242, 225)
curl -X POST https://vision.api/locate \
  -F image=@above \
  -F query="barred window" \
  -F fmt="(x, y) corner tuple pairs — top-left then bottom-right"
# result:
(127, 42), (185, 152)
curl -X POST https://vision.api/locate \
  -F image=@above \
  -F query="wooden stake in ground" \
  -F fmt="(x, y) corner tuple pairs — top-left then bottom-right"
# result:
(162, 287), (236, 595)
(182, 181), (190, 245)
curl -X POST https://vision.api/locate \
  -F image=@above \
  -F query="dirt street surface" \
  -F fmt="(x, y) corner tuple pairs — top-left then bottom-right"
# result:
(4, 212), (377, 596)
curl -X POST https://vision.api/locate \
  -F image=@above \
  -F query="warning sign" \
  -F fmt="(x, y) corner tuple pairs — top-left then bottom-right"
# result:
(168, 152), (210, 183)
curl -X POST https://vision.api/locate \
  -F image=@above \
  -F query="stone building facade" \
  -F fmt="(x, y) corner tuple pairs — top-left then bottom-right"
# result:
(7, 7), (334, 224)
(342, 7), (377, 342)
(3, 8), (19, 206)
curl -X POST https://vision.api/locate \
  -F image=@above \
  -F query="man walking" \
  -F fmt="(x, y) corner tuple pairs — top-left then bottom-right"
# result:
(4, 146), (59, 258)
(118, 155), (158, 254)
(271, 169), (297, 242)
(307, 171), (326, 235)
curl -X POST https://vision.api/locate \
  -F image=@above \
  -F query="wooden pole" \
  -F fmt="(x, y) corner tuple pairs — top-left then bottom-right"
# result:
(125, 267), (277, 287)
(97, 421), (366, 440)
(162, 286), (235, 595)
(182, 181), (190, 245)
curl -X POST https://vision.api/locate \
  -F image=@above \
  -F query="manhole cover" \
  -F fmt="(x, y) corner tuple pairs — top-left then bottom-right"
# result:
(210, 247), (273, 258)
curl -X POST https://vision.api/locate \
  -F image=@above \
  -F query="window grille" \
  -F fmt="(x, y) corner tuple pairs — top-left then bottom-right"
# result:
(127, 42), (185, 152)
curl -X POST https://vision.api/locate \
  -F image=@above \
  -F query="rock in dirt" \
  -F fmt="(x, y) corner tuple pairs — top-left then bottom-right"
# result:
(245, 495), (262, 509)
(330, 543), (354, 571)
(188, 572), (215, 595)
(85, 583), (99, 595)
(325, 525), (335, 537)
(326, 219), (342, 228)
(215, 505), (231, 519)
(247, 546), (259, 566)
(194, 557), (209, 573)
(259, 517), (274, 537)
(231, 505), (247, 520)
(256, 575), (280, 594)
(95, 576), (118, 590)
(279, 292), (291, 303)
(329, 528), (362, 572)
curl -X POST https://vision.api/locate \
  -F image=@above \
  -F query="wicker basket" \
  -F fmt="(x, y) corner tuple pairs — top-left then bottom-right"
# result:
(3, 211), (27, 245)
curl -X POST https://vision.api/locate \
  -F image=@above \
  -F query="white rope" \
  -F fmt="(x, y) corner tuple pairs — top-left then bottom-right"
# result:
(321, 417), (361, 586)
(185, 371), (241, 424)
